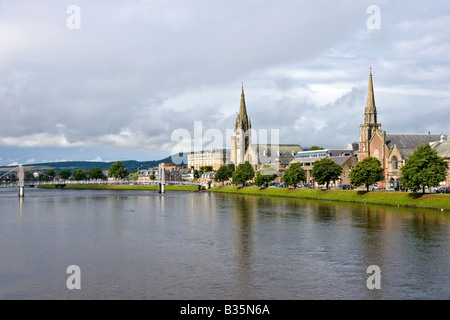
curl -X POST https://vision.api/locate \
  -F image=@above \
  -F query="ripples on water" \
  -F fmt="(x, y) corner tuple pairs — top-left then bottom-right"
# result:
(0, 188), (449, 299)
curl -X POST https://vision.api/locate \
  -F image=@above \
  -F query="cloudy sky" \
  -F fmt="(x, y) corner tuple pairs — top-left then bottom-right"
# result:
(1, 0), (449, 166)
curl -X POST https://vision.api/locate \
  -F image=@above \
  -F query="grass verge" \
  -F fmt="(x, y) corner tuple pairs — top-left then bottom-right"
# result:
(209, 186), (450, 211)
(38, 184), (199, 192)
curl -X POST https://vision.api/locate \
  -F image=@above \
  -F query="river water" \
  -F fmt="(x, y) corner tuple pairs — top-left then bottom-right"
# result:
(0, 187), (449, 300)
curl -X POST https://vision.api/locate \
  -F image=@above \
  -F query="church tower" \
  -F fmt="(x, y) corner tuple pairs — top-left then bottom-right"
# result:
(231, 85), (252, 165)
(359, 68), (382, 159)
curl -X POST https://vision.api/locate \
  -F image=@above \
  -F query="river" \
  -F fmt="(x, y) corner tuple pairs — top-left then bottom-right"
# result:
(0, 187), (449, 299)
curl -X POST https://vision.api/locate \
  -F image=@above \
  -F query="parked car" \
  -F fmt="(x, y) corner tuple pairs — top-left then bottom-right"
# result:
(436, 186), (450, 194)
(369, 185), (380, 191)
(340, 184), (352, 190)
(429, 187), (439, 193)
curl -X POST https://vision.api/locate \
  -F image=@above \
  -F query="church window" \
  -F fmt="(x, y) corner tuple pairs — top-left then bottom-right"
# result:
(392, 156), (398, 170)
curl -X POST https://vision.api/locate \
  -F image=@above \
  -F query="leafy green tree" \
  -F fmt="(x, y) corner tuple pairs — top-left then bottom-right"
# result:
(312, 158), (343, 189)
(72, 169), (87, 181)
(39, 169), (56, 181)
(232, 161), (255, 187)
(38, 171), (52, 181)
(215, 165), (233, 185)
(227, 163), (235, 173)
(194, 169), (200, 179)
(400, 144), (448, 194)
(129, 172), (138, 181)
(255, 165), (278, 187)
(150, 174), (156, 180)
(309, 146), (324, 151)
(108, 161), (128, 179)
(59, 169), (71, 180)
(88, 167), (105, 180)
(25, 171), (36, 180)
(350, 156), (384, 192)
(46, 169), (57, 178)
(200, 165), (214, 173)
(282, 162), (306, 188)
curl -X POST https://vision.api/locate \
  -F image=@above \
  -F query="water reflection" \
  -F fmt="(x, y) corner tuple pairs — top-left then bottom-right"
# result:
(231, 195), (258, 298)
(0, 188), (449, 299)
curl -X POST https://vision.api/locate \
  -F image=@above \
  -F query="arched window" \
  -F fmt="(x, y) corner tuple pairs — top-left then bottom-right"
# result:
(392, 156), (398, 170)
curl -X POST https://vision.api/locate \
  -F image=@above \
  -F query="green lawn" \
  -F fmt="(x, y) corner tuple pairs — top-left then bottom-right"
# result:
(209, 186), (450, 211)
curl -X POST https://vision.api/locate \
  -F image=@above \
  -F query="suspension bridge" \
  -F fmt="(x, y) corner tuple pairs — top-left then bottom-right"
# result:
(0, 164), (200, 196)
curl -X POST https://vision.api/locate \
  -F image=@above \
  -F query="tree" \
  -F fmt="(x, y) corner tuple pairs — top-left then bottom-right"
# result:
(25, 171), (36, 180)
(312, 158), (343, 189)
(38, 170), (55, 181)
(232, 161), (255, 187)
(38, 173), (49, 182)
(215, 165), (233, 185)
(309, 146), (324, 151)
(350, 156), (384, 192)
(200, 165), (213, 173)
(400, 144), (448, 194)
(108, 161), (128, 179)
(88, 167), (105, 180)
(255, 165), (278, 187)
(282, 162), (306, 188)
(129, 172), (138, 181)
(72, 169), (87, 181)
(150, 174), (156, 180)
(194, 169), (200, 179)
(46, 169), (57, 179)
(59, 169), (71, 180)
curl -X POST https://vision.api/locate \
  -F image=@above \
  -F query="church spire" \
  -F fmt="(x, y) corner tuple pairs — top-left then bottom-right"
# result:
(364, 68), (377, 124)
(235, 84), (250, 131)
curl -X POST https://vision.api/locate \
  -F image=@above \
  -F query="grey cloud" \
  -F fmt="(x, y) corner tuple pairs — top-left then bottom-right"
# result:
(1, 0), (449, 163)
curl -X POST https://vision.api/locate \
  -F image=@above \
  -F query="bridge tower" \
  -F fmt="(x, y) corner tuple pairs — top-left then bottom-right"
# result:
(158, 163), (165, 193)
(18, 164), (24, 197)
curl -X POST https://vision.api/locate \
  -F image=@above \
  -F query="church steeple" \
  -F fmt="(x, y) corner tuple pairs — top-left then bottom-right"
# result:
(232, 84), (252, 165)
(359, 68), (382, 160)
(235, 84), (251, 132)
(364, 67), (377, 124)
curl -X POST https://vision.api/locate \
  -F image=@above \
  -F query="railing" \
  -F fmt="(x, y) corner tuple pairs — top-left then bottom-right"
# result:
(0, 179), (201, 188)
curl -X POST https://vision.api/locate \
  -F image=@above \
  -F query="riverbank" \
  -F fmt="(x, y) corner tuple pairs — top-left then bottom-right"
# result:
(38, 184), (199, 192)
(209, 186), (450, 211)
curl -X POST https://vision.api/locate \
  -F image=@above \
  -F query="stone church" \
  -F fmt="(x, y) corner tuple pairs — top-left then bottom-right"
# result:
(230, 86), (303, 171)
(358, 69), (450, 189)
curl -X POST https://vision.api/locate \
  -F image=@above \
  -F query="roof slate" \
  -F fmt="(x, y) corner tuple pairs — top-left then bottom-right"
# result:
(385, 134), (441, 159)
(431, 141), (450, 158)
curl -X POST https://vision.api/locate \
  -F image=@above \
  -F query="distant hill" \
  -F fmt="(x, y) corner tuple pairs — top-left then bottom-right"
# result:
(0, 154), (188, 173)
